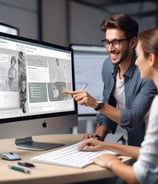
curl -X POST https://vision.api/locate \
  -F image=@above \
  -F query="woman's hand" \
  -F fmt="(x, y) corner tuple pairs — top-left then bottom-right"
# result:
(93, 154), (121, 169)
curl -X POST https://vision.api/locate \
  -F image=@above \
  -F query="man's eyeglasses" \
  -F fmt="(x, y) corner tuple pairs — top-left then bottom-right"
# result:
(101, 38), (130, 48)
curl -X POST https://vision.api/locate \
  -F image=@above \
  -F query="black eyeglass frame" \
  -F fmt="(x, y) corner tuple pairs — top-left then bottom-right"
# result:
(101, 38), (130, 48)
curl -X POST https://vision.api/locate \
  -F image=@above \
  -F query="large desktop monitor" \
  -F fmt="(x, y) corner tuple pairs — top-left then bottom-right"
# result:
(0, 33), (77, 150)
(71, 44), (109, 116)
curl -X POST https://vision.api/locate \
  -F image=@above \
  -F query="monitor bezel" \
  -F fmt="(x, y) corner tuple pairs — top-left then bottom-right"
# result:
(0, 22), (19, 36)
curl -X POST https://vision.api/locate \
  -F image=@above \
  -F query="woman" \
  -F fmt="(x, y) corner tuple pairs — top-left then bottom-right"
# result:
(78, 28), (158, 184)
(8, 56), (17, 91)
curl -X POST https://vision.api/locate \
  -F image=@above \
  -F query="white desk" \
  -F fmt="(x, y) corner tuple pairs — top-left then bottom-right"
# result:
(0, 134), (130, 184)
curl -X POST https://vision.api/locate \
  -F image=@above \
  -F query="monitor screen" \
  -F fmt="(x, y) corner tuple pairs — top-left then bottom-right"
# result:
(0, 33), (77, 150)
(71, 44), (109, 116)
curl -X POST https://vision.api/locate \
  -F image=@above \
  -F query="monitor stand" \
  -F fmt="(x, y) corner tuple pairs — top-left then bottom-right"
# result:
(15, 137), (64, 151)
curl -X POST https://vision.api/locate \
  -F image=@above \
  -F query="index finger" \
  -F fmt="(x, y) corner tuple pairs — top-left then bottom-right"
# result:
(78, 138), (93, 151)
(62, 90), (75, 95)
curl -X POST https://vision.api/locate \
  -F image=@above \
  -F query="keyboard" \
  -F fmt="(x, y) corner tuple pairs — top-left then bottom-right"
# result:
(31, 142), (116, 168)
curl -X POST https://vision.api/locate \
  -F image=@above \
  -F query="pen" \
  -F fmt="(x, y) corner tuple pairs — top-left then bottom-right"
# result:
(80, 83), (88, 89)
(8, 165), (31, 174)
(17, 161), (35, 168)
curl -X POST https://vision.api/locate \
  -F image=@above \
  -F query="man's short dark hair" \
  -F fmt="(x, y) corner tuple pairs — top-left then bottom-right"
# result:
(101, 13), (139, 39)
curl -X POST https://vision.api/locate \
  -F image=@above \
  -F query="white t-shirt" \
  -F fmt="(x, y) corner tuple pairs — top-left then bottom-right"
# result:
(133, 95), (158, 184)
(113, 73), (128, 144)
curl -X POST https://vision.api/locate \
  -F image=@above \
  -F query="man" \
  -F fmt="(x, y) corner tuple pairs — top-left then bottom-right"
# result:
(64, 13), (157, 146)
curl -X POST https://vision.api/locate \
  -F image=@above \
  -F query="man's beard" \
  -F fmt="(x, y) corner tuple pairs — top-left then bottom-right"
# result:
(112, 47), (129, 66)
